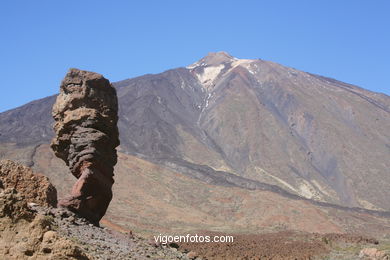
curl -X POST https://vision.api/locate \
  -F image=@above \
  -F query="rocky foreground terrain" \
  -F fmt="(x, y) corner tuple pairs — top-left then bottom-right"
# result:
(0, 160), (189, 259)
(1, 159), (390, 259)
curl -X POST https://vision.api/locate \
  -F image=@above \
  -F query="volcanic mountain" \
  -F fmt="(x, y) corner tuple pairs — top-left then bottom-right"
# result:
(0, 52), (389, 234)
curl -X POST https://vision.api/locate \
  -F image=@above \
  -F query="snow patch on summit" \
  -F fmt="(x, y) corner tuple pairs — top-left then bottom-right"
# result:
(231, 59), (252, 68)
(195, 64), (225, 88)
(230, 59), (257, 74)
(187, 53), (259, 89)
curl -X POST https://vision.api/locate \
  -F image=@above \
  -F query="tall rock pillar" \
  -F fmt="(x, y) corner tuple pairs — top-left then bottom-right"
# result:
(51, 68), (120, 225)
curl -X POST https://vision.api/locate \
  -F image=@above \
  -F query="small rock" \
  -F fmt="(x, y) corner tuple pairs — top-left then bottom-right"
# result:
(42, 247), (52, 254)
(187, 251), (199, 259)
(169, 242), (179, 249)
(43, 231), (58, 243)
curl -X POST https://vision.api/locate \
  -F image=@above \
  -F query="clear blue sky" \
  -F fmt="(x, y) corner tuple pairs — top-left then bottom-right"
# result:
(1, 0), (389, 112)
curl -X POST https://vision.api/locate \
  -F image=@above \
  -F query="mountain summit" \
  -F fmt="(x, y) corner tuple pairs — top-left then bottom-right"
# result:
(187, 51), (236, 68)
(187, 51), (257, 89)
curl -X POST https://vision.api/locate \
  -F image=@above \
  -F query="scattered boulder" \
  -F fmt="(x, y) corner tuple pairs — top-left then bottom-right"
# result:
(187, 251), (199, 259)
(51, 68), (120, 225)
(0, 160), (57, 207)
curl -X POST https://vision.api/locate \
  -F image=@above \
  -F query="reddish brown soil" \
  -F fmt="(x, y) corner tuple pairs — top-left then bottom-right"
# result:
(177, 231), (378, 260)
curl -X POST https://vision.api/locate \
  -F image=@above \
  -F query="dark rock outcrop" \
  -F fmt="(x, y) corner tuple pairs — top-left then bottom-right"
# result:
(51, 68), (119, 224)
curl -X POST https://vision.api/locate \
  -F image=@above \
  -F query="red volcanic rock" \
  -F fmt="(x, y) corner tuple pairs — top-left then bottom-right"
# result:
(0, 159), (57, 207)
(51, 68), (120, 225)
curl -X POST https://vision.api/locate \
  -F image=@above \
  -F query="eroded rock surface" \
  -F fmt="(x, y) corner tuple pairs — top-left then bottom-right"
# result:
(0, 160), (57, 207)
(0, 161), (91, 259)
(51, 68), (120, 224)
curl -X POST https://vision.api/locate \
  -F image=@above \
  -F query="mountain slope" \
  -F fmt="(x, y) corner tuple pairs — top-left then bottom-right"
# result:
(0, 52), (389, 217)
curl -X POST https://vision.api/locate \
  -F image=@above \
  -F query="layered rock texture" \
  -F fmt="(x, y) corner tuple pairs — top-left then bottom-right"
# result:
(51, 68), (120, 224)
